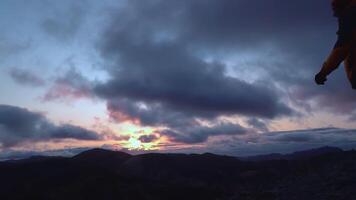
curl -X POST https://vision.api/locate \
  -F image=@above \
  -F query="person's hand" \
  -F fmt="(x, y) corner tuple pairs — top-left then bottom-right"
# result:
(315, 72), (327, 85)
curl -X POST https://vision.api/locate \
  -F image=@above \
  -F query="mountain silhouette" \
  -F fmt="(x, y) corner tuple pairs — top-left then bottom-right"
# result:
(1, 146), (356, 200)
(241, 146), (343, 161)
(72, 148), (132, 170)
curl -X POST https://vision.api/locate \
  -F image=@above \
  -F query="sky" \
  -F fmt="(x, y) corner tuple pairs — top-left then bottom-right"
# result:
(1, 0), (356, 159)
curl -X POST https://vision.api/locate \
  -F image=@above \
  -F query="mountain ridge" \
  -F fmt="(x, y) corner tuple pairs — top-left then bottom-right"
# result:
(1, 146), (355, 200)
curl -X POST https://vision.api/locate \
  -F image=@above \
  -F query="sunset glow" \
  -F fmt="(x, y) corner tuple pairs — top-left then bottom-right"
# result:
(126, 137), (142, 150)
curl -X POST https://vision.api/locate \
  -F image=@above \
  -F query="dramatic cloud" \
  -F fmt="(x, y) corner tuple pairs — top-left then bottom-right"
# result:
(247, 118), (269, 132)
(0, 104), (101, 148)
(88, 0), (316, 139)
(74, 0), (350, 144)
(161, 123), (248, 144)
(26, 0), (355, 146)
(42, 68), (93, 102)
(95, 0), (356, 119)
(138, 134), (158, 143)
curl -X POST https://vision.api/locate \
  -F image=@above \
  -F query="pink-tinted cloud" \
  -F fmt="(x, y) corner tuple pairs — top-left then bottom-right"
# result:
(42, 68), (93, 102)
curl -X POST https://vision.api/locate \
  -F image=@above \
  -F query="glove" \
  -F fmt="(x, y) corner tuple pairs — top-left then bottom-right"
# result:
(315, 72), (327, 85)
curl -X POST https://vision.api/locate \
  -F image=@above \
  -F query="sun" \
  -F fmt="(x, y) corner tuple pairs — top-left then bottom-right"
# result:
(127, 137), (142, 150)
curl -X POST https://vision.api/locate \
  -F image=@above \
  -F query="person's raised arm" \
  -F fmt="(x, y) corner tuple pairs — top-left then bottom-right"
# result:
(315, 11), (352, 85)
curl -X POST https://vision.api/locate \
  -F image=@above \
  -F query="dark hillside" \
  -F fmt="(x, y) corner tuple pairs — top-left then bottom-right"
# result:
(1, 147), (356, 200)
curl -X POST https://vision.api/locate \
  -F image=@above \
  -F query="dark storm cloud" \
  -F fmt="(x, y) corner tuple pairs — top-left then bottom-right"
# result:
(9, 68), (46, 87)
(104, 0), (354, 117)
(161, 123), (248, 144)
(50, 124), (100, 140)
(99, 0), (331, 51)
(95, 0), (304, 122)
(96, 46), (292, 118)
(0, 104), (101, 148)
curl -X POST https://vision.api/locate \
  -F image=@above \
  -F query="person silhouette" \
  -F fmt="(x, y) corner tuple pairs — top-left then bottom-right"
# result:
(315, 0), (356, 89)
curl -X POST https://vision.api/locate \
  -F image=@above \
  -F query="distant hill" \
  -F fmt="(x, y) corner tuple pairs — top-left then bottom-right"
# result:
(1, 146), (356, 200)
(241, 146), (343, 161)
(72, 148), (132, 170)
